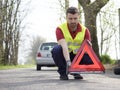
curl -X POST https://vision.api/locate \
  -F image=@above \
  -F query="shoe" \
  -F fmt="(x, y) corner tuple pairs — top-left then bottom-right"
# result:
(60, 75), (69, 80)
(73, 74), (83, 79)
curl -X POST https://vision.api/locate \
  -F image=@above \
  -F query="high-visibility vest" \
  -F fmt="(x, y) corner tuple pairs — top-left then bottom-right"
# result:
(59, 22), (86, 54)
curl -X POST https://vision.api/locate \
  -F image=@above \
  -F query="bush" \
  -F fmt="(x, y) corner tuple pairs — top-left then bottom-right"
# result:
(100, 54), (115, 64)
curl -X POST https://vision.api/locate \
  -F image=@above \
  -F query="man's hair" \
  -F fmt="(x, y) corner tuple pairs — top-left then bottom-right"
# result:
(66, 7), (79, 15)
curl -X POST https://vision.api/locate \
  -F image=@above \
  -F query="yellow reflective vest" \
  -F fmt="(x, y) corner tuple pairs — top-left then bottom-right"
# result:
(59, 22), (86, 54)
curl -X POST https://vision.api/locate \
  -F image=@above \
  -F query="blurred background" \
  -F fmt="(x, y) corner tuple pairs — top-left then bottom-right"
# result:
(0, 0), (120, 66)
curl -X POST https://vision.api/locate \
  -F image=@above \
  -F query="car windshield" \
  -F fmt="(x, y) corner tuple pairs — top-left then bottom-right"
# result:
(40, 43), (57, 51)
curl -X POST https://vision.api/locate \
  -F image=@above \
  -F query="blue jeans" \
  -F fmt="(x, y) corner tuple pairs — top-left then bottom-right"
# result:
(51, 45), (93, 75)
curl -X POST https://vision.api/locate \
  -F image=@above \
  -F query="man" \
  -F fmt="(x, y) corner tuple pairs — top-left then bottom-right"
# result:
(51, 7), (91, 80)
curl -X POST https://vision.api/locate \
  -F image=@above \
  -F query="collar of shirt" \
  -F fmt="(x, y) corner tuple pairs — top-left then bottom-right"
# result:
(67, 23), (82, 33)
(67, 23), (82, 39)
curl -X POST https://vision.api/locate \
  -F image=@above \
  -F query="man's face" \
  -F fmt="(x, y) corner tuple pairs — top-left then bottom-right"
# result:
(66, 13), (79, 28)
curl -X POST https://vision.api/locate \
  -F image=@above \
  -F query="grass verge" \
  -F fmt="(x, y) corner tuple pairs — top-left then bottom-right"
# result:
(0, 64), (35, 70)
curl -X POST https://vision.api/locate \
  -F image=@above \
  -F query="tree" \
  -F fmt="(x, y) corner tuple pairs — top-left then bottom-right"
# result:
(0, 0), (4, 64)
(0, 0), (29, 65)
(26, 36), (46, 64)
(78, 0), (109, 58)
(98, 10), (118, 56)
(2, 0), (22, 65)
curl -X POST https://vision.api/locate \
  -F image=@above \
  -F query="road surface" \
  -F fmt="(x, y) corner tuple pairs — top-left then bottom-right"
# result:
(0, 67), (120, 90)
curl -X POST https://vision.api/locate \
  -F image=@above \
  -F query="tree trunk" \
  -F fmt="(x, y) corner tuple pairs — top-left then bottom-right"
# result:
(65, 0), (69, 10)
(0, 0), (22, 65)
(78, 0), (109, 58)
(0, 0), (5, 64)
(85, 11), (100, 57)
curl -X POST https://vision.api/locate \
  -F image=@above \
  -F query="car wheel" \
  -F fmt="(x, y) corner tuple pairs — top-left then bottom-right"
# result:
(114, 67), (120, 75)
(37, 64), (41, 71)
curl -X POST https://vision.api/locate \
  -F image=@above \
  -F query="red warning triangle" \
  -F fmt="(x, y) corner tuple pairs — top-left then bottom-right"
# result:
(69, 39), (105, 73)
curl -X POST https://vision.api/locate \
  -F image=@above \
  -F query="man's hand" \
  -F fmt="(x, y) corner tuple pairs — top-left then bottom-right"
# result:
(66, 60), (71, 75)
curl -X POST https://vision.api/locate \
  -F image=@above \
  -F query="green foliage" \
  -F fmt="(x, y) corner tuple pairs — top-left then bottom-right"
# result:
(100, 54), (116, 64)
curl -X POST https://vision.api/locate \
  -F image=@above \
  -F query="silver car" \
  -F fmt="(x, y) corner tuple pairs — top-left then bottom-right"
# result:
(36, 42), (57, 70)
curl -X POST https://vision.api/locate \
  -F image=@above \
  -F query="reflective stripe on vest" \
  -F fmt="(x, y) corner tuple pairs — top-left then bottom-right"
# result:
(59, 22), (86, 54)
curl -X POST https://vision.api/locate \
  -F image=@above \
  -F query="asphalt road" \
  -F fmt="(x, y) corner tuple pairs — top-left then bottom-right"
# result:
(0, 67), (120, 90)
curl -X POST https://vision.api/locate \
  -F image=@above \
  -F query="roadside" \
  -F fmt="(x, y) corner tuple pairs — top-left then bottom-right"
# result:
(0, 64), (35, 70)
(104, 64), (117, 70)
(0, 64), (115, 70)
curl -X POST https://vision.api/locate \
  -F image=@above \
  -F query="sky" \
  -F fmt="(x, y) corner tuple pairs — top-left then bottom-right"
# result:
(19, 0), (120, 64)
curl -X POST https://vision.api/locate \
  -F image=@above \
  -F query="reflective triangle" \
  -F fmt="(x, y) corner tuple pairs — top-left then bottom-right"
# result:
(69, 39), (105, 73)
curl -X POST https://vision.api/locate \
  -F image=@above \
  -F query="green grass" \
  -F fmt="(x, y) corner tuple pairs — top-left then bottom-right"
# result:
(0, 64), (35, 70)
